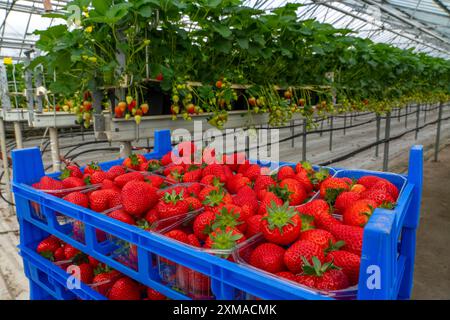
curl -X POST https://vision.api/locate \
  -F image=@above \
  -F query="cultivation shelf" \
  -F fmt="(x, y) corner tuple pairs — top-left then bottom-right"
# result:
(11, 129), (423, 300)
(0, 108), (29, 122)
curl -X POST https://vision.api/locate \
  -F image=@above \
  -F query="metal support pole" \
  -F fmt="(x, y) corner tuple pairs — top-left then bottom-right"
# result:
(120, 141), (132, 158)
(415, 104), (420, 140)
(329, 116), (334, 151)
(343, 114), (347, 135)
(0, 118), (14, 214)
(405, 104), (408, 128)
(424, 104), (427, 124)
(383, 112), (391, 172)
(320, 118), (324, 137)
(290, 120), (295, 148)
(434, 103), (443, 162)
(350, 113), (353, 126)
(13, 122), (23, 149)
(397, 107), (401, 122)
(375, 114), (381, 157)
(302, 119), (307, 162)
(49, 127), (61, 172)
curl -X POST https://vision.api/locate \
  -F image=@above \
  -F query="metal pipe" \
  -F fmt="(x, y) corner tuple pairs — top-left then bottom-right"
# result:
(302, 119), (307, 162)
(343, 114), (347, 135)
(49, 127), (61, 172)
(415, 103), (420, 140)
(13, 122), (23, 149)
(375, 114), (381, 157)
(329, 116), (334, 151)
(383, 112), (391, 172)
(291, 120), (295, 148)
(434, 102), (443, 162)
(0, 117), (14, 214)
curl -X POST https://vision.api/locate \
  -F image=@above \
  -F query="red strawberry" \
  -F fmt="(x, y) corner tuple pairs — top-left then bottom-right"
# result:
(147, 287), (166, 300)
(108, 209), (135, 225)
(90, 171), (109, 184)
(293, 171), (314, 193)
(204, 227), (245, 250)
(254, 175), (276, 193)
(350, 184), (366, 193)
(160, 151), (174, 166)
(200, 174), (225, 186)
(258, 191), (283, 216)
(226, 174), (250, 194)
(202, 164), (224, 178)
(64, 244), (81, 260)
(89, 190), (115, 212)
(370, 180), (399, 200)
(357, 176), (383, 189)
(300, 257), (349, 290)
(186, 234), (201, 247)
(329, 224), (363, 255)
(67, 263), (94, 284)
(276, 271), (298, 282)
(360, 189), (395, 207)
(299, 229), (336, 250)
(122, 181), (158, 216)
(202, 189), (232, 213)
(37, 236), (61, 255)
(84, 162), (102, 176)
(296, 274), (318, 288)
(108, 277), (141, 300)
(341, 177), (353, 186)
(185, 197), (202, 211)
(343, 199), (378, 227)
(279, 178), (307, 206)
(63, 191), (89, 208)
(106, 165), (126, 180)
(326, 250), (360, 286)
(297, 199), (330, 216)
(244, 164), (261, 181)
(92, 270), (121, 296)
(60, 165), (83, 179)
(114, 172), (145, 188)
(198, 186), (219, 202)
(284, 240), (325, 273)
(277, 166), (295, 181)
(320, 178), (350, 203)
(213, 204), (247, 233)
(261, 202), (302, 245)
(249, 243), (286, 273)
(101, 179), (121, 192)
(183, 168), (203, 183)
(193, 211), (216, 241)
(245, 215), (263, 238)
(123, 154), (146, 171)
(144, 175), (164, 189)
(88, 256), (100, 268)
(54, 247), (66, 261)
(38, 176), (65, 193)
(334, 191), (361, 214)
(164, 229), (189, 243)
(140, 159), (162, 172)
(156, 190), (190, 219)
(144, 209), (159, 226)
(62, 177), (86, 189)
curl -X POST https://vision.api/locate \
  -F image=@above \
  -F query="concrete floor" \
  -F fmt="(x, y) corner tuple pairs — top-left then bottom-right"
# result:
(0, 106), (449, 299)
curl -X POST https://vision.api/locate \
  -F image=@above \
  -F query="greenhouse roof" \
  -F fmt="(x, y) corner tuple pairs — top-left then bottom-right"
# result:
(1, 0), (450, 62)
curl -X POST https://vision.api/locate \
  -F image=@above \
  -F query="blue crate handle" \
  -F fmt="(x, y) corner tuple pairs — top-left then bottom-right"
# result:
(11, 129), (423, 300)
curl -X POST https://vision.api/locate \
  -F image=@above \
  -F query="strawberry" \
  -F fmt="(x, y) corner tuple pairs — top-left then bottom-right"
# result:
(164, 229), (189, 244)
(101, 179), (120, 191)
(329, 224), (363, 255)
(295, 274), (318, 288)
(183, 168), (203, 183)
(108, 209), (135, 225)
(249, 243), (286, 273)
(233, 188), (258, 216)
(114, 172), (145, 188)
(223, 152), (246, 172)
(279, 178), (307, 206)
(62, 177), (86, 189)
(341, 177), (353, 186)
(350, 184), (366, 193)
(156, 190), (190, 219)
(261, 202), (302, 245)
(245, 215), (263, 238)
(107, 166), (126, 180)
(88, 256), (100, 268)
(204, 227), (245, 251)
(37, 236), (61, 256)
(244, 164), (262, 181)
(360, 189), (395, 207)
(177, 141), (197, 157)
(334, 191), (361, 214)
(320, 178), (350, 203)
(254, 175), (276, 193)
(160, 151), (175, 166)
(89, 190), (115, 212)
(54, 247), (66, 262)
(140, 159), (162, 172)
(147, 287), (166, 300)
(63, 191), (89, 208)
(164, 165), (185, 177)
(90, 171), (109, 184)
(108, 277), (141, 300)
(60, 165), (83, 179)
(201, 174), (226, 186)
(284, 240), (325, 273)
(299, 214), (315, 231)
(185, 197), (202, 211)
(64, 244), (81, 260)
(123, 154), (146, 170)
(299, 257), (349, 290)
(276, 272), (298, 282)
(92, 269), (122, 296)
(326, 250), (360, 286)
(295, 162), (314, 175)
(299, 229), (336, 250)
(145, 175), (164, 189)
(187, 234), (201, 247)
(213, 205), (247, 233)
(293, 171), (314, 194)
(226, 174), (250, 194)
(121, 181), (158, 216)
(193, 211), (216, 241)
(38, 176), (65, 193)
(357, 175), (383, 189)
(202, 189), (232, 213)
(84, 162), (101, 176)
(371, 180), (399, 200)
(343, 199), (378, 227)
(258, 191), (283, 215)
(222, 165), (234, 181)
(67, 262), (94, 284)
(144, 209), (159, 226)
(277, 166), (295, 181)
(201, 164), (224, 178)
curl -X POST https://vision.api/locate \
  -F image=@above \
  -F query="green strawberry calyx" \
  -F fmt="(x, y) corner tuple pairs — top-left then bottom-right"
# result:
(163, 190), (184, 204)
(59, 168), (72, 180)
(209, 229), (243, 250)
(263, 201), (297, 233)
(212, 207), (242, 230)
(203, 190), (225, 207)
(324, 240), (346, 255)
(301, 256), (340, 277)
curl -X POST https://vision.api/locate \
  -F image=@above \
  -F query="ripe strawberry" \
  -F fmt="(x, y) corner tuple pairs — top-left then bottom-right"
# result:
(320, 178), (350, 203)
(296, 274), (318, 288)
(89, 190), (114, 212)
(106, 166), (126, 180)
(223, 152), (246, 172)
(185, 197), (202, 211)
(254, 175), (276, 193)
(360, 189), (395, 207)
(164, 165), (185, 177)
(299, 257), (349, 290)
(92, 269), (122, 296)
(164, 229), (189, 244)
(246, 215), (263, 238)
(62, 177), (86, 189)
(213, 204), (247, 233)
(276, 271), (298, 282)
(343, 199), (378, 227)
(350, 184), (366, 193)
(144, 209), (159, 226)
(249, 243), (286, 274)
(37, 236), (61, 255)
(279, 178), (307, 206)
(193, 211), (216, 241)
(329, 224), (363, 255)
(101, 179), (120, 192)
(108, 277), (141, 300)
(222, 164), (234, 181)
(297, 199), (330, 216)
(284, 240), (325, 273)
(147, 287), (166, 300)
(183, 167), (203, 183)
(186, 234), (201, 247)
(156, 190), (190, 219)
(122, 181), (158, 216)
(261, 202), (301, 245)
(64, 244), (81, 260)
(84, 162), (102, 176)
(60, 165), (83, 179)
(90, 171), (109, 184)
(108, 209), (135, 225)
(38, 176), (65, 193)
(334, 191), (361, 214)
(258, 191), (283, 216)
(341, 177), (353, 186)
(88, 256), (100, 268)
(204, 227), (245, 251)
(233, 188), (258, 216)
(226, 174), (250, 194)
(299, 229), (335, 250)
(54, 247), (66, 262)
(202, 189), (232, 213)
(63, 191), (89, 208)
(200, 175), (224, 186)
(67, 263), (94, 284)
(294, 171), (314, 194)
(277, 166), (295, 181)
(326, 250), (360, 286)
(371, 180), (399, 200)
(244, 164), (262, 181)
(357, 175), (383, 189)
(160, 151), (175, 166)
(140, 159), (162, 172)
(114, 172), (145, 188)
(123, 154), (146, 170)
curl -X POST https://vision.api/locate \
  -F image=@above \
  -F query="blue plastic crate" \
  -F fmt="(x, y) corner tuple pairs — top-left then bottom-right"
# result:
(11, 129), (423, 300)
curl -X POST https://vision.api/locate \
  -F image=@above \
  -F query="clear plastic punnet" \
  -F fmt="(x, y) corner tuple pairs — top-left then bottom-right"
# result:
(232, 234), (359, 300)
